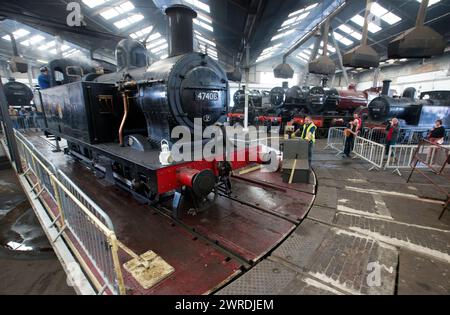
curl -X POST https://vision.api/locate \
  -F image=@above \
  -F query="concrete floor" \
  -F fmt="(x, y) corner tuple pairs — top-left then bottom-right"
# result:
(218, 139), (450, 295)
(1, 139), (449, 295)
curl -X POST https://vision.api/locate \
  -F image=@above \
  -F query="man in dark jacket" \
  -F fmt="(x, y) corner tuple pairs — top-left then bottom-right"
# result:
(428, 120), (446, 144)
(385, 118), (400, 156)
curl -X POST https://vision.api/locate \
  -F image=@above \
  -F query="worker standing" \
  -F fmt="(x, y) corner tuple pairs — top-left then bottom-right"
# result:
(385, 118), (400, 157)
(343, 113), (362, 158)
(38, 66), (50, 90)
(295, 116), (316, 166)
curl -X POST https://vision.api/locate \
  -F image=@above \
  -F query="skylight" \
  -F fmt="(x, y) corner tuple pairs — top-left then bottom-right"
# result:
(256, 53), (274, 63)
(20, 35), (45, 46)
(350, 14), (382, 33)
(337, 25), (362, 40)
(38, 41), (56, 51)
(147, 33), (162, 42)
(370, 3), (402, 25)
(130, 26), (154, 40)
(333, 32), (354, 46)
(147, 38), (166, 49)
(416, 0), (441, 6)
(194, 17), (214, 32)
(151, 43), (168, 54)
(196, 34), (216, 47)
(82, 0), (110, 9)
(320, 42), (336, 53)
(281, 12), (311, 28)
(101, 1), (135, 20)
(288, 3), (318, 17)
(114, 14), (144, 29)
(184, 0), (210, 13)
(2, 29), (30, 41)
(298, 52), (310, 60)
(63, 48), (80, 58)
(271, 29), (295, 41)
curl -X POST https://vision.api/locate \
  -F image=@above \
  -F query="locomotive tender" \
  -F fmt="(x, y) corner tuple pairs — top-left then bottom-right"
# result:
(38, 5), (257, 215)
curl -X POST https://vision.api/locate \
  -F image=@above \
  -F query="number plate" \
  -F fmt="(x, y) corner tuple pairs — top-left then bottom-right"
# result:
(195, 91), (219, 101)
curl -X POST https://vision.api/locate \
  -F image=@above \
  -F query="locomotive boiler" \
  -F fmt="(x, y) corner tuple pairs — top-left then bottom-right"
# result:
(228, 89), (263, 125)
(37, 4), (258, 215)
(306, 84), (368, 115)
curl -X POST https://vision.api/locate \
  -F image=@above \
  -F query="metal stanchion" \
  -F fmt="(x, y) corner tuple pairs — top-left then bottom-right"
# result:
(0, 76), (23, 173)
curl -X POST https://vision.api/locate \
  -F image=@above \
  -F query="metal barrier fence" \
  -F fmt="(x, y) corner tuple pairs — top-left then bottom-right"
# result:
(324, 127), (346, 155)
(352, 136), (386, 171)
(325, 127), (385, 171)
(385, 144), (450, 176)
(10, 115), (46, 131)
(11, 130), (127, 295)
(363, 127), (449, 146)
(0, 122), (11, 161)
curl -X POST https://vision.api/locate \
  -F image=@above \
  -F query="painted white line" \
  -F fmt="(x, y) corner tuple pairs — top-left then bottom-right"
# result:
(345, 186), (445, 205)
(337, 212), (450, 233)
(337, 205), (394, 221)
(347, 179), (368, 184)
(302, 277), (345, 295)
(349, 227), (450, 264)
(334, 228), (397, 251)
(308, 272), (362, 295)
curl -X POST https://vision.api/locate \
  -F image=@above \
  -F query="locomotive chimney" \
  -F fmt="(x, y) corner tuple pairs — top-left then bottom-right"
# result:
(382, 80), (391, 96)
(165, 5), (197, 57)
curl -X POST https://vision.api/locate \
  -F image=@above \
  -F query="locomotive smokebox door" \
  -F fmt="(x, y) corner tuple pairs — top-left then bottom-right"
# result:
(180, 65), (227, 126)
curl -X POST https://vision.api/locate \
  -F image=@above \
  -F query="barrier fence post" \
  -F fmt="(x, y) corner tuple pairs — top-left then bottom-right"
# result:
(0, 77), (23, 173)
(109, 234), (126, 295)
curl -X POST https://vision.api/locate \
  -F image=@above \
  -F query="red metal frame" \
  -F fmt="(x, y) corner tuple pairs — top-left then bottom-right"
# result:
(407, 140), (450, 220)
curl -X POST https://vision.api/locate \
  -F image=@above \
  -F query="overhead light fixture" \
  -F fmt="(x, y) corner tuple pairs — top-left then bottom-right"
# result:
(343, 0), (380, 69)
(388, 0), (446, 58)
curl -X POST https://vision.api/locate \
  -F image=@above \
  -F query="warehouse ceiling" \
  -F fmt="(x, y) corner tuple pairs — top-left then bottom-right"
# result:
(0, 0), (449, 70)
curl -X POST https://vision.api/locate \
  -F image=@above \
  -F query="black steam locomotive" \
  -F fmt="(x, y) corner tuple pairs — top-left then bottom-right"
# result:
(3, 78), (34, 109)
(368, 80), (450, 127)
(37, 5), (255, 215)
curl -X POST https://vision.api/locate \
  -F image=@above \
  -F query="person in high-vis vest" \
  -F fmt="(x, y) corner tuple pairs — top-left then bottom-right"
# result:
(294, 116), (316, 165)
